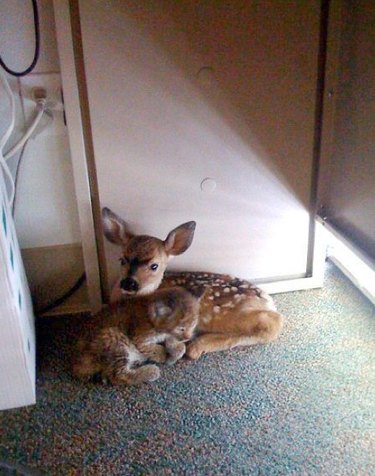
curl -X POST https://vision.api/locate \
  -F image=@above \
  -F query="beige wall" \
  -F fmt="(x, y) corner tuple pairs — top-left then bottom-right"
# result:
(0, 0), (81, 248)
(0, 0), (88, 312)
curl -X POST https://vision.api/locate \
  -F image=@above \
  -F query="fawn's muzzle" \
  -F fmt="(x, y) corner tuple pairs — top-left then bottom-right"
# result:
(120, 277), (139, 293)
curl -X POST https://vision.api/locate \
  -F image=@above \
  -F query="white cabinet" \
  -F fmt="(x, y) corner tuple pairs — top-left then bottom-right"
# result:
(68, 0), (324, 299)
(56, 0), (375, 308)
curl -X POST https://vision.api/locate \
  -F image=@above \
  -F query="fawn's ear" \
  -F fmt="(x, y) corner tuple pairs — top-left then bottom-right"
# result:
(102, 207), (134, 245)
(164, 221), (196, 256)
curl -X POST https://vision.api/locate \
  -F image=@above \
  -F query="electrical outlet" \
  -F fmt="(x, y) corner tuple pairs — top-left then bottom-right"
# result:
(31, 87), (48, 102)
(20, 73), (66, 138)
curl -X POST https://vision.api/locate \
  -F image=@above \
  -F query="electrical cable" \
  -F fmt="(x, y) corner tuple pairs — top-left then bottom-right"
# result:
(0, 68), (16, 206)
(0, 0), (40, 77)
(4, 102), (46, 160)
(0, 72), (15, 149)
(11, 140), (29, 216)
(37, 273), (87, 315)
(0, 68), (47, 206)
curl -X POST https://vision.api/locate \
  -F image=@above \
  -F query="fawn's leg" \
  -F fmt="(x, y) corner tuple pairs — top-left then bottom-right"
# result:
(186, 333), (261, 360)
(189, 309), (284, 359)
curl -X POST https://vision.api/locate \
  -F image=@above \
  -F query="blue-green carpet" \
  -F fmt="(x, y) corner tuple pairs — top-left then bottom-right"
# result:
(1, 262), (374, 475)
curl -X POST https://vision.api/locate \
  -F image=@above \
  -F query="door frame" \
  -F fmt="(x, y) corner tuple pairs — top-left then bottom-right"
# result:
(53, 0), (103, 312)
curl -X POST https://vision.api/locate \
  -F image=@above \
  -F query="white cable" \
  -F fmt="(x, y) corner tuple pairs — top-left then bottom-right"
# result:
(4, 102), (45, 160)
(0, 70), (48, 207)
(0, 69), (16, 150)
(0, 69), (16, 206)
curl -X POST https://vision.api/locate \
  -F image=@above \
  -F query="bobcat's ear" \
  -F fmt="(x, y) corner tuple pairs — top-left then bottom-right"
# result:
(188, 285), (207, 301)
(149, 301), (173, 320)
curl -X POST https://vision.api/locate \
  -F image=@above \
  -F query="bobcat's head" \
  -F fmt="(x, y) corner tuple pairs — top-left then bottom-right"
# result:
(148, 286), (205, 340)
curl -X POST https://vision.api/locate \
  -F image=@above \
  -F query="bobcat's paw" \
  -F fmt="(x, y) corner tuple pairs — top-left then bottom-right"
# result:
(141, 365), (161, 383)
(149, 346), (167, 364)
(139, 344), (167, 363)
(186, 342), (204, 360)
(109, 365), (161, 385)
(166, 342), (186, 365)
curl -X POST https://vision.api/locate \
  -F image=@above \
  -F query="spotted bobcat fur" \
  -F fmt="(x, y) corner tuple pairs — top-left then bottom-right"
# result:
(72, 286), (204, 385)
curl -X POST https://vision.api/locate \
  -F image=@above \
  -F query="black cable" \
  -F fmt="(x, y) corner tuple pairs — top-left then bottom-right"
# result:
(37, 273), (87, 315)
(0, 0), (40, 77)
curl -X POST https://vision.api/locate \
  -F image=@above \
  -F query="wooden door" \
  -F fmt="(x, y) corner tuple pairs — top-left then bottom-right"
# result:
(318, 0), (375, 262)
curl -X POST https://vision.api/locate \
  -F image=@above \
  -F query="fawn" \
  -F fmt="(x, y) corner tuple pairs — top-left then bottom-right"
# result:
(72, 286), (204, 385)
(103, 207), (284, 360)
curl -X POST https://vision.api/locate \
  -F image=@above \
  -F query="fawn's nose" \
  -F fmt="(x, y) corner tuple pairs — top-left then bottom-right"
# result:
(120, 277), (139, 293)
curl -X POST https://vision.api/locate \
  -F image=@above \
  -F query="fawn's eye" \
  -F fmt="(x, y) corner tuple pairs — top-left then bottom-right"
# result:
(119, 257), (128, 266)
(150, 263), (159, 271)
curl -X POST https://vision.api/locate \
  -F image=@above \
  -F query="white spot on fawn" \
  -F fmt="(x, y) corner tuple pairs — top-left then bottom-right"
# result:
(223, 288), (230, 293)
(213, 306), (220, 314)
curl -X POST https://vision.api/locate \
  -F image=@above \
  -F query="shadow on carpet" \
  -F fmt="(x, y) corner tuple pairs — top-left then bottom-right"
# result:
(1, 262), (374, 475)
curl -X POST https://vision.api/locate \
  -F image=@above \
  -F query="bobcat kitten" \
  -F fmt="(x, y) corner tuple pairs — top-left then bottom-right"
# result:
(72, 286), (204, 385)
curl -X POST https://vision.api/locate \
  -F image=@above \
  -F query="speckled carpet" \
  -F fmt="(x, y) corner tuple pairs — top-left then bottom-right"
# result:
(1, 262), (374, 475)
